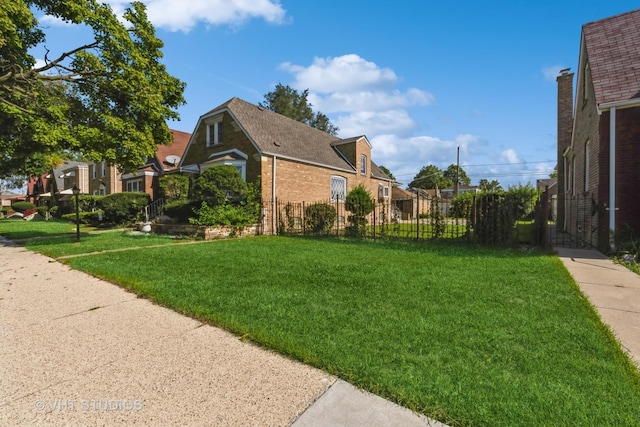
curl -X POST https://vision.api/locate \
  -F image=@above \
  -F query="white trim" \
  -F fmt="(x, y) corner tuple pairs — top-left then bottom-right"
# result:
(207, 149), (248, 160)
(609, 106), (616, 238)
(121, 171), (157, 180)
(597, 98), (640, 114)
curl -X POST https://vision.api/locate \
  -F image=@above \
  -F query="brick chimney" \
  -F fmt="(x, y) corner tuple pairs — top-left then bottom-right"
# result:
(556, 68), (574, 228)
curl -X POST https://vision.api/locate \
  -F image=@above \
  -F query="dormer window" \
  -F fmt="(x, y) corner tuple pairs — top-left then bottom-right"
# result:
(206, 121), (223, 147)
(360, 154), (367, 175)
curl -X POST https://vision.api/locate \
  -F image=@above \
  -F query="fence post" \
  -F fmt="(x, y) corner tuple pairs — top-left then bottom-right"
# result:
(416, 191), (420, 239)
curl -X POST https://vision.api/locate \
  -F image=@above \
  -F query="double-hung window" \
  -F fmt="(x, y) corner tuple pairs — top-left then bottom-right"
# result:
(360, 154), (367, 175)
(330, 176), (346, 201)
(206, 121), (223, 147)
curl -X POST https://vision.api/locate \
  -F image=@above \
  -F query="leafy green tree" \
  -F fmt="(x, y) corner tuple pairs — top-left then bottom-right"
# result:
(0, 1), (186, 178)
(505, 183), (539, 220)
(260, 83), (338, 135)
(378, 165), (396, 182)
(478, 179), (503, 193)
(408, 165), (448, 189)
(443, 164), (471, 187)
(192, 165), (247, 206)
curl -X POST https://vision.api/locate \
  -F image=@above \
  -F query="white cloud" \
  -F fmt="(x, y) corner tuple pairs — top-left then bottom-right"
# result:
(335, 110), (417, 138)
(39, 0), (287, 32)
(310, 88), (433, 114)
(501, 149), (520, 164)
(280, 54), (434, 140)
(280, 54), (399, 93)
(542, 65), (566, 82)
(145, 0), (287, 32)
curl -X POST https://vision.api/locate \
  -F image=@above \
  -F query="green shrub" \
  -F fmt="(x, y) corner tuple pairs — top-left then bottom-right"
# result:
(70, 195), (104, 212)
(505, 183), (538, 221)
(450, 192), (475, 218)
(163, 200), (198, 223)
(62, 210), (104, 225)
(49, 206), (59, 217)
(99, 192), (150, 224)
(11, 201), (36, 212)
(159, 174), (189, 202)
(474, 193), (515, 245)
(37, 206), (49, 217)
(345, 185), (374, 237)
(304, 203), (337, 235)
(192, 165), (246, 206)
(189, 201), (255, 227)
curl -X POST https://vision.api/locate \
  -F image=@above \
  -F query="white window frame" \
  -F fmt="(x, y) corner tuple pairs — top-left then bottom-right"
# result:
(101, 161), (106, 177)
(99, 183), (106, 196)
(330, 176), (347, 201)
(206, 121), (223, 147)
(360, 154), (367, 175)
(125, 179), (143, 193)
(92, 165), (97, 179)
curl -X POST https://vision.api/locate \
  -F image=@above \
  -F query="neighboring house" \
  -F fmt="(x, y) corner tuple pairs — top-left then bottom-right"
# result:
(122, 129), (191, 200)
(41, 161), (90, 206)
(88, 161), (122, 196)
(557, 9), (640, 250)
(179, 97), (393, 233)
(440, 185), (480, 199)
(1, 192), (25, 208)
(392, 187), (432, 220)
(536, 178), (558, 221)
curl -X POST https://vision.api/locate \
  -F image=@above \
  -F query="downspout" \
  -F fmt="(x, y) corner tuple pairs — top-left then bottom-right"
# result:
(272, 155), (277, 234)
(609, 106), (616, 247)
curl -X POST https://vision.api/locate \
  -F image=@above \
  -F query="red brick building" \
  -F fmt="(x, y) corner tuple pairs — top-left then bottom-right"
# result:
(557, 9), (640, 251)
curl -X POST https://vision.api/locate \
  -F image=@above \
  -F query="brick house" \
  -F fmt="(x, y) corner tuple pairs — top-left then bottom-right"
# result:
(557, 9), (640, 251)
(121, 129), (191, 200)
(179, 97), (393, 233)
(88, 161), (122, 196)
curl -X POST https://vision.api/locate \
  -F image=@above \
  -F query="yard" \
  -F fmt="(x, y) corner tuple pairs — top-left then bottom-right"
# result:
(3, 221), (640, 426)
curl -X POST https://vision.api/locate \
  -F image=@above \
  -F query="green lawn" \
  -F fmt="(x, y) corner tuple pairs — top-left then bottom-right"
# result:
(21, 231), (182, 258)
(0, 217), (93, 240)
(53, 236), (640, 426)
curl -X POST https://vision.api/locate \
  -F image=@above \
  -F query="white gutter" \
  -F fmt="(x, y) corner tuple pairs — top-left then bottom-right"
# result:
(272, 155), (277, 234)
(609, 106), (616, 243)
(597, 98), (640, 114)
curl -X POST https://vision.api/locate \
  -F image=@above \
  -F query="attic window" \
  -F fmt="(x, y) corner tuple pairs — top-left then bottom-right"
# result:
(206, 121), (223, 147)
(360, 154), (367, 175)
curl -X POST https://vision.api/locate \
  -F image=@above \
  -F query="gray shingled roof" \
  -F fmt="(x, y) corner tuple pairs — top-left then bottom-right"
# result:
(208, 97), (390, 179)
(583, 9), (640, 105)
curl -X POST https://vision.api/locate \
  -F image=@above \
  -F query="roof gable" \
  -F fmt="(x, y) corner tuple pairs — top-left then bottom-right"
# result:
(156, 129), (191, 171)
(583, 9), (640, 105)
(187, 98), (390, 179)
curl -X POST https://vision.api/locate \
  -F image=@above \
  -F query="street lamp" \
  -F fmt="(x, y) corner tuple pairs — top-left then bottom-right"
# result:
(72, 185), (80, 242)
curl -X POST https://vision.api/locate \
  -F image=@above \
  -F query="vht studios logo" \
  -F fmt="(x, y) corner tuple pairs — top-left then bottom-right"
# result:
(35, 399), (144, 412)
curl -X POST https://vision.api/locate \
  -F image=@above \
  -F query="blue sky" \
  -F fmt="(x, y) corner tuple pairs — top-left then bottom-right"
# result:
(34, 1), (640, 188)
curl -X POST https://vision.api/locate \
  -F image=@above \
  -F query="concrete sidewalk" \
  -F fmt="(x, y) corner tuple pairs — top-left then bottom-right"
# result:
(555, 247), (640, 368)
(0, 238), (441, 426)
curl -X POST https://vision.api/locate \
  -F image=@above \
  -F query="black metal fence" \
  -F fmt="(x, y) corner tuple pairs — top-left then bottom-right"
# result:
(269, 193), (541, 245)
(540, 193), (599, 249)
